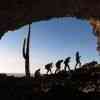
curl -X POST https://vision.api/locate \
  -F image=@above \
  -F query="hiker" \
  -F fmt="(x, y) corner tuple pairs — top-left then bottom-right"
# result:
(34, 68), (41, 78)
(45, 63), (53, 74)
(55, 59), (63, 73)
(75, 51), (81, 70)
(64, 57), (71, 72)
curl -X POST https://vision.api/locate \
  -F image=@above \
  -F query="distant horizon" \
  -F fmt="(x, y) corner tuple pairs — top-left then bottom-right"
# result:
(0, 17), (99, 74)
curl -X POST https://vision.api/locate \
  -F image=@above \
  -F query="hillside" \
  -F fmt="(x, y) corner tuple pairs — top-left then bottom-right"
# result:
(0, 62), (100, 99)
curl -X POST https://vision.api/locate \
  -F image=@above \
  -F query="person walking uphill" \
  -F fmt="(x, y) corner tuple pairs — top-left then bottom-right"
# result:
(34, 68), (41, 79)
(45, 63), (53, 74)
(74, 51), (81, 70)
(64, 57), (71, 72)
(55, 59), (63, 74)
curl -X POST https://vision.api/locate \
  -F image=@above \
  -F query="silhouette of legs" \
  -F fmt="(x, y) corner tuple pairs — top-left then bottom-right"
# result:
(75, 61), (81, 70)
(46, 70), (49, 74)
(49, 69), (52, 74)
(75, 63), (78, 70)
(55, 68), (60, 74)
(64, 65), (71, 72)
(64, 66), (67, 71)
(79, 62), (81, 67)
(67, 65), (71, 72)
(47, 69), (52, 74)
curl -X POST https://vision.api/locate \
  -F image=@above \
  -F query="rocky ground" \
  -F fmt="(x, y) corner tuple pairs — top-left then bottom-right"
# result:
(0, 61), (99, 99)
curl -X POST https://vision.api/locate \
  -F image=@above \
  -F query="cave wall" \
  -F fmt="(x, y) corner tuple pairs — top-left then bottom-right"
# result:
(0, 0), (100, 38)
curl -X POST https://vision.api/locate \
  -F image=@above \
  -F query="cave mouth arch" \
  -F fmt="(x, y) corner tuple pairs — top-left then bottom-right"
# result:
(1, 17), (99, 74)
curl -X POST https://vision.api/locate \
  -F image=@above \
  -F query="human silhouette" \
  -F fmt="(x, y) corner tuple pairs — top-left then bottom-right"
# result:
(75, 51), (81, 70)
(55, 59), (63, 73)
(34, 68), (41, 79)
(45, 63), (53, 74)
(64, 57), (71, 72)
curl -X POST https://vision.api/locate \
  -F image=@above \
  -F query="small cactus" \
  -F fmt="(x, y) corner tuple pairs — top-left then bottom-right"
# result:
(22, 24), (31, 79)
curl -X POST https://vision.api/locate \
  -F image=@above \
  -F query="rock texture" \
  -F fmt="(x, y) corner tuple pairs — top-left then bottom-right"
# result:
(0, 0), (100, 38)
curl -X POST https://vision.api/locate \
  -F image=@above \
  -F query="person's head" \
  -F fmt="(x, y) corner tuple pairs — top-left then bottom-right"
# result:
(68, 57), (71, 60)
(37, 69), (40, 71)
(60, 59), (63, 62)
(76, 51), (79, 54)
(76, 51), (79, 56)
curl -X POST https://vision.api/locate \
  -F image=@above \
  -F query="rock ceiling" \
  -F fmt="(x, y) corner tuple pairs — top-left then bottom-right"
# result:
(0, 0), (100, 51)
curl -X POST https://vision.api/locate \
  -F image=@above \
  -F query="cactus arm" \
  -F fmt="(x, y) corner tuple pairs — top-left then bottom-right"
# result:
(23, 38), (26, 58)
(26, 24), (30, 56)
(22, 24), (31, 79)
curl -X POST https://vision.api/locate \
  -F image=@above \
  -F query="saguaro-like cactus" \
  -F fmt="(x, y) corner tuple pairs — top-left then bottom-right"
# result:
(22, 24), (31, 79)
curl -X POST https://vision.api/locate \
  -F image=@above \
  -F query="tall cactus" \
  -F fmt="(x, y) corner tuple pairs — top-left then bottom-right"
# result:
(22, 24), (31, 79)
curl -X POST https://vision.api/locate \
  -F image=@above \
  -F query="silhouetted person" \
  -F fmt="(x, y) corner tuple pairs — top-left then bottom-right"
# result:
(34, 68), (41, 79)
(75, 51), (81, 70)
(55, 60), (63, 73)
(45, 63), (53, 74)
(64, 57), (71, 72)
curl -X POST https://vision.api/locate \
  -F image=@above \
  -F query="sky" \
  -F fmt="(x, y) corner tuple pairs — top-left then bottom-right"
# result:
(0, 17), (99, 74)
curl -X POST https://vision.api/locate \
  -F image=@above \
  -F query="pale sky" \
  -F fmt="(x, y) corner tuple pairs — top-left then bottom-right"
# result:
(0, 17), (99, 74)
